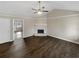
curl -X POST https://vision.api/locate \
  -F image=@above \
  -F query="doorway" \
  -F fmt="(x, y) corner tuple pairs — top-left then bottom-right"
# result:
(13, 19), (23, 40)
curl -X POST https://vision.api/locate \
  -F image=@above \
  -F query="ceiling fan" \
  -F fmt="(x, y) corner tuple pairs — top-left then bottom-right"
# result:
(32, 1), (48, 15)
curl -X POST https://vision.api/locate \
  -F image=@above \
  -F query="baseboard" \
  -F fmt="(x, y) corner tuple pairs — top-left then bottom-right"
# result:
(23, 35), (49, 39)
(23, 36), (33, 39)
(48, 35), (79, 45)
(0, 40), (14, 45)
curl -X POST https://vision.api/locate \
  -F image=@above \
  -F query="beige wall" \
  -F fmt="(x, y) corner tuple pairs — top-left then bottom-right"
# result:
(47, 9), (79, 44)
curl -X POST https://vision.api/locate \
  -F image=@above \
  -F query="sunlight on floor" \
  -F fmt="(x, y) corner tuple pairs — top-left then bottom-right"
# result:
(16, 32), (22, 39)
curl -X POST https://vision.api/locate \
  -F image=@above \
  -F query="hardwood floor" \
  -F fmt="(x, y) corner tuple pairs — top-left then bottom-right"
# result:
(0, 36), (79, 58)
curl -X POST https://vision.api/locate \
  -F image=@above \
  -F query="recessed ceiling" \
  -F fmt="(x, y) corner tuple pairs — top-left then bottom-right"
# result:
(0, 1), (79, 18)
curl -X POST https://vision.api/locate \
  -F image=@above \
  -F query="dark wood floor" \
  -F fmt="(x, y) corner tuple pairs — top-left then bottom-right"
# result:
(0, 36), (79, 58)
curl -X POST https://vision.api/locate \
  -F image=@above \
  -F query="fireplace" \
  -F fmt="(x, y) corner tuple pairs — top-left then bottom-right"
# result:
(38, 29), (44, 34)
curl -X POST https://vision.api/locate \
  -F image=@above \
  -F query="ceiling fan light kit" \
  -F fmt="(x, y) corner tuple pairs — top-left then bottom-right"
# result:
(37, 11), (42, 15)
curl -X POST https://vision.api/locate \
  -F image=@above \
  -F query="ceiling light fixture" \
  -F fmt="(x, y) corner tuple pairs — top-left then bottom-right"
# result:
(37, 11), (42, 15)
(32, 1), (48, 15)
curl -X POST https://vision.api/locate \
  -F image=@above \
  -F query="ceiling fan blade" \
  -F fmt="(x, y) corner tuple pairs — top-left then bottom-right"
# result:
(32, 8), (37, 11)
(34, 12), (37, 14)
(43, 10), (48, 12)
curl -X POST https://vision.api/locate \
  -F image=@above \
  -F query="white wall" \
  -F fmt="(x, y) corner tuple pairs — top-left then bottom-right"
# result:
(23, 18), (34, 38)
(47, 9), (79, 44)
(0, 17), (11, 44)
(2, 8), (79, 44)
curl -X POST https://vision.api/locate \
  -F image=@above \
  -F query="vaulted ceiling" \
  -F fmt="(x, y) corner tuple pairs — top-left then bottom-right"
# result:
(0, 1), (79, 18)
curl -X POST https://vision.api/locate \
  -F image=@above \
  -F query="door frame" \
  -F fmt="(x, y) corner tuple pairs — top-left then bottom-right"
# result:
(10, 18), (24, 41)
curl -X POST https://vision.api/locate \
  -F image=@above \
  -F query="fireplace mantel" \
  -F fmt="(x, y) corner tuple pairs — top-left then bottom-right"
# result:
(34, 24), (47, 36)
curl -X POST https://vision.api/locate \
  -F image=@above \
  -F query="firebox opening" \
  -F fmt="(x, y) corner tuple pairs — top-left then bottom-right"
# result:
(38, 29), (44, 34)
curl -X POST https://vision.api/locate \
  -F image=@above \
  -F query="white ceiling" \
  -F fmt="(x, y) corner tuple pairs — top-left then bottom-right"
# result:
(0, 1), (79, 18)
